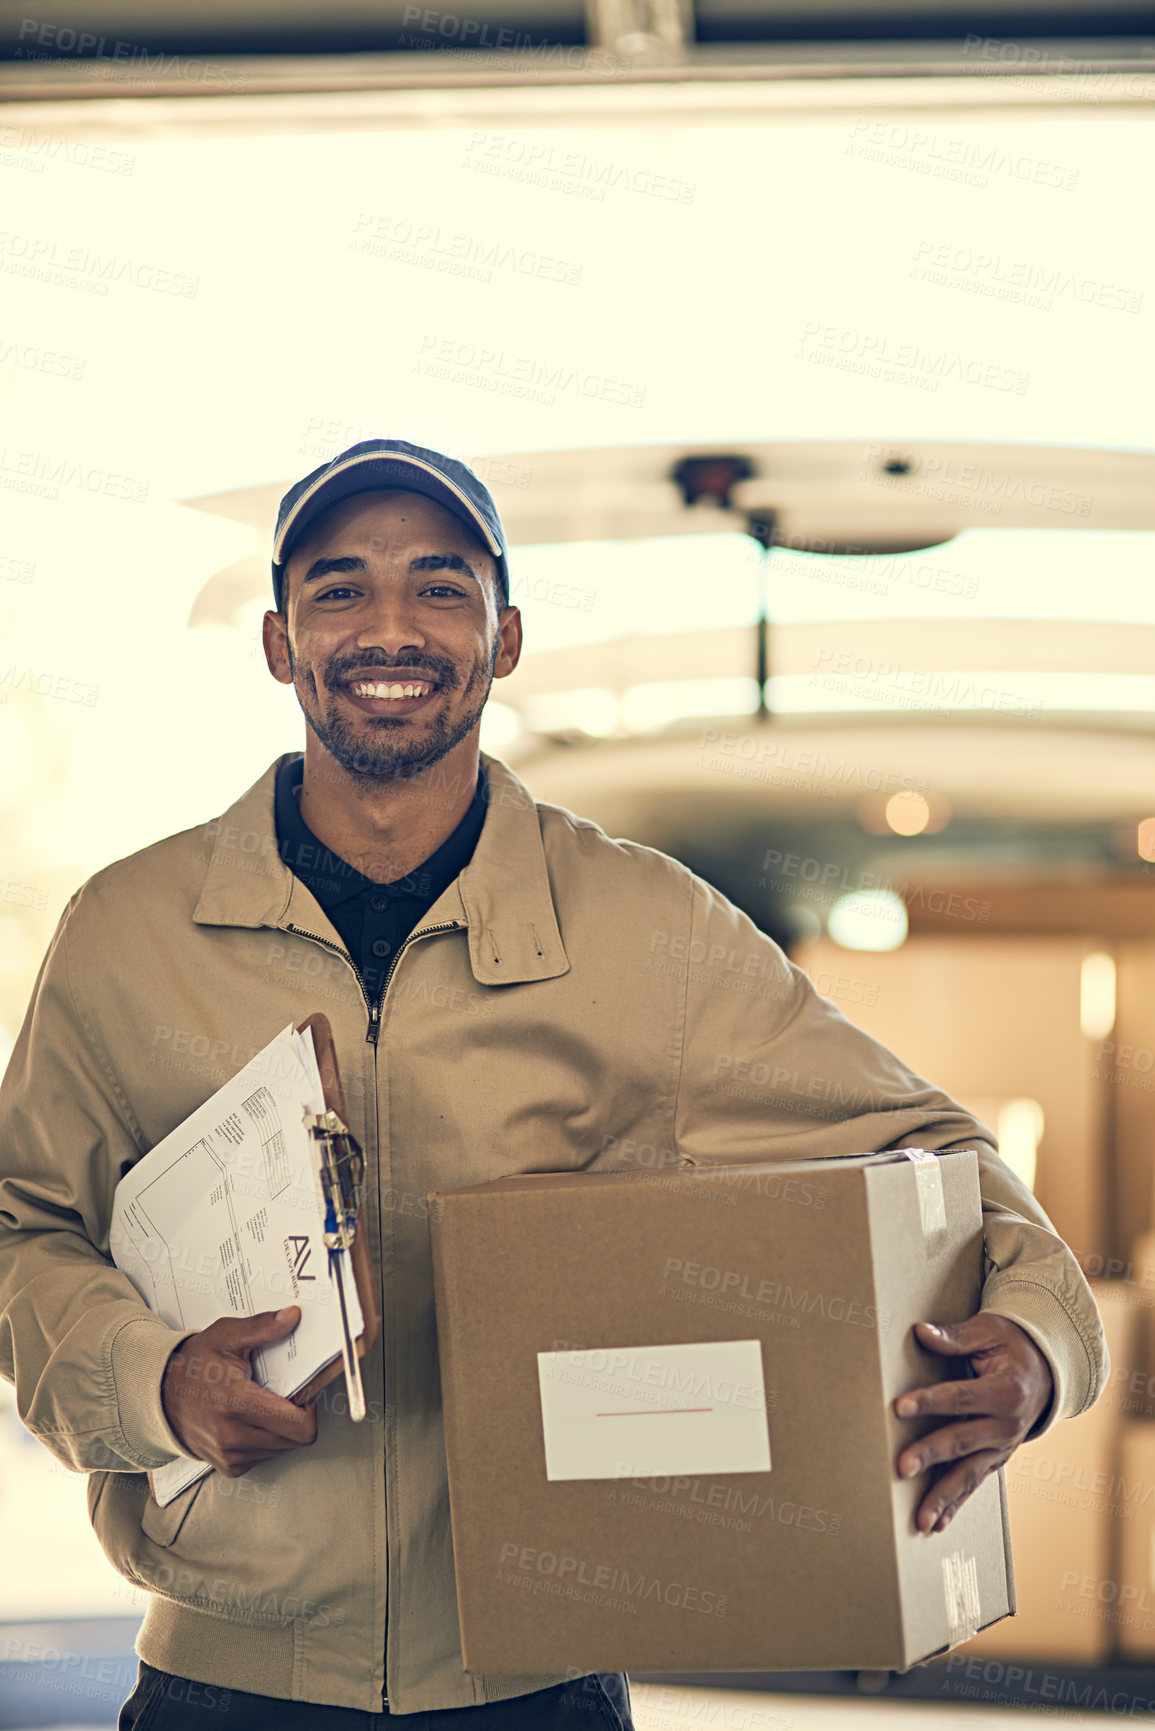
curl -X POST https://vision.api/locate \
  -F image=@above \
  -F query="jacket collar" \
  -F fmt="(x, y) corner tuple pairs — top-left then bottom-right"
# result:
(192, 752), (569, 988)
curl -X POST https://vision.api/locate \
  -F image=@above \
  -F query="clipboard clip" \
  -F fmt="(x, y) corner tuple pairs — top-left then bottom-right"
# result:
(303, 1108), (368, 1421)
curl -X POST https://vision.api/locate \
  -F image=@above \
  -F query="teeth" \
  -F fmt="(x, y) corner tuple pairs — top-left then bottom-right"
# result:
(351, 681), (430, 700)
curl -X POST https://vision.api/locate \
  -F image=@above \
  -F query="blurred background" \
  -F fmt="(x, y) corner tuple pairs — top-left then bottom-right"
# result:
(0, 0), (1153, 1723)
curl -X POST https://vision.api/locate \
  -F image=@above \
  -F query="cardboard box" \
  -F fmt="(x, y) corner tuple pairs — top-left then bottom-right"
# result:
(962, 1280), (1135, 1663)
(1124, 1233), (1155, 1421)
(1114, 1422), (1155, 1658)
(1111, 942), (1155, 1247)
(794, 935), (1109, 1266)
(429, 1150), (1014, 1675)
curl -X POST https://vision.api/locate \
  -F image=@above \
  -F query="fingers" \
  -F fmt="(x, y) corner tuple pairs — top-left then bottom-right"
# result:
(201, 1420), (316, 1479)
(208, 1378), (318, 1443)
(161, 1318), (317, 1468)
(207, 1307), (302, 1352)
(897, 1417), (1017, 1482)
(913, 1317), (1004, 1357)
(174, 1368), (317, 1443)
(914, 1313), (1043, 1359)
(900, 1320), (1051, 1434)
(895, 1314), (1055, 1536)
(915, 1449), (1006, 1534)
(896, 1376), (1020, 1421)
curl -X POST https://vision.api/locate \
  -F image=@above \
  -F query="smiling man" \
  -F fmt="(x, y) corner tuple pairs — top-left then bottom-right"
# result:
(274, 491), (515, 784)
(0, 439), (1107, 1729)
(264, 480), (520, 908)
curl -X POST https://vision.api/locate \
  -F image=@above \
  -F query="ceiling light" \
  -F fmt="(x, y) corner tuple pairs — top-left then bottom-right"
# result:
(827, 890), (908, 952)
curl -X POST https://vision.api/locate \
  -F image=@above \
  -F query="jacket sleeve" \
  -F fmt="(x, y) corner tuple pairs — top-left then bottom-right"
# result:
(0, 894), (194, 1473)
(672, 876), (1107, 1436)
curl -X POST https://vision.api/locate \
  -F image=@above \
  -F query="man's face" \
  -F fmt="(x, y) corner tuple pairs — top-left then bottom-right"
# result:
(263, 490), (521, 784)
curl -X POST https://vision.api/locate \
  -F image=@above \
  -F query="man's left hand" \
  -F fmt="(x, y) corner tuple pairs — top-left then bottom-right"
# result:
(894, 1313), (1054, 1534)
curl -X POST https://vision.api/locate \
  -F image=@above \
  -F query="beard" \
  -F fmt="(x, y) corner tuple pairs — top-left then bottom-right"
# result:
(287, 638), (498, 784)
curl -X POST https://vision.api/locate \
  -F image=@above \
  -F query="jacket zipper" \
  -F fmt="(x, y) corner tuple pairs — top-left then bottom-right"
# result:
(284, 920), (464, 1044)
(284, 925), (378, 1039)
(371, 922), (464, 1042)
(287, 914), (464, 1709)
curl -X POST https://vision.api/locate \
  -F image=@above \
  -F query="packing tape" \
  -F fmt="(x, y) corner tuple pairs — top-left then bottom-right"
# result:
(902, 1148), (947, 1239)
(942, 1549), (982, 1644)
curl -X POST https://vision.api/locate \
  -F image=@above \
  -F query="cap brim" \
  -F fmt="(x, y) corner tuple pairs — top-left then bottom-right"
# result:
(273, 450), (504, 571)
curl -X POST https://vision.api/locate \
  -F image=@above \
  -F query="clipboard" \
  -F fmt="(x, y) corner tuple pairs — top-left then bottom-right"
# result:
(132, 1013), (381, 1505)
(290, 1013), (380, 1413)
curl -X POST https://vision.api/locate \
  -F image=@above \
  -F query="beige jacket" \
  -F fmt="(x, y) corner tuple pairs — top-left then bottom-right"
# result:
(0, 753), (1107, 1712)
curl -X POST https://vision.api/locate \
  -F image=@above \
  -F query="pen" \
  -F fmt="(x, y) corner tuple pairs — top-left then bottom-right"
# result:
(305, 1106), (368, 1423)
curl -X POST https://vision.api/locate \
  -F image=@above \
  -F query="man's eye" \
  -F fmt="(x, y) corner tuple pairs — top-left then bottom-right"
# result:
(423, 584), (466, 599)
(317, 586), (358, 601)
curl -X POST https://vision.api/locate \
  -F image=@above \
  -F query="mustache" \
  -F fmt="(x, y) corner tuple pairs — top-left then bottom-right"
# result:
(324, 654), (459, 690)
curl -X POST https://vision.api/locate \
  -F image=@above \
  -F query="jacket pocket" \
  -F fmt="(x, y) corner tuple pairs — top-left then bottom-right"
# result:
(140, 1473), (209, 1548)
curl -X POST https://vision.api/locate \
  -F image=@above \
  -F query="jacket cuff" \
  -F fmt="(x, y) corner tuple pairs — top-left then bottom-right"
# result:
(981, 1278), (1104, 1437)
(110, 1316), (197, 1468)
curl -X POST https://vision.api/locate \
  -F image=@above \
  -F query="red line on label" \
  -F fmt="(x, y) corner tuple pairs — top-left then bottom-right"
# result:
(594, 1408), (715, 1417)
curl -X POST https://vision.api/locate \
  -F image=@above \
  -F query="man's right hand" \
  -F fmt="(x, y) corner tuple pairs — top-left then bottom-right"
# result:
(161, 1307), (318, 1478)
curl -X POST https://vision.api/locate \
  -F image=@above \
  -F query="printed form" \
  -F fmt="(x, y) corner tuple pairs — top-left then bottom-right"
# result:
(111, 1023), (363, 1506)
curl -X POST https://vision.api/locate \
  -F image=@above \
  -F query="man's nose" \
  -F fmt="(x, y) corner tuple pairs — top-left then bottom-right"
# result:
(355, 588), (427, 657)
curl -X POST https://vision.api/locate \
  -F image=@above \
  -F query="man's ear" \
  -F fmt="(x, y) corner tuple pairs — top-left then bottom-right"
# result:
(494, 605), (523, 681)
(263, 609), (294, 685)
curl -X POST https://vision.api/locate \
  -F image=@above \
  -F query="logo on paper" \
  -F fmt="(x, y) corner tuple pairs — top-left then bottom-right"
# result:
(287, 1236), (315, 1281)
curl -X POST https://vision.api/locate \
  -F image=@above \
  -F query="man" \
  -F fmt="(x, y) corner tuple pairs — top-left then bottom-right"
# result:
(0, 439), (1106, 1727)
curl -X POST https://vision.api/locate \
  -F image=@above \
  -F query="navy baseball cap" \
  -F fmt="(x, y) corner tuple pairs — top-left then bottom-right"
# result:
(271, 438), (509, 609)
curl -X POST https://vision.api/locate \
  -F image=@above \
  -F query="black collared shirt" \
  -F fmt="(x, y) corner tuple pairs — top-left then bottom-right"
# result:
(274, 757), (488, 1006)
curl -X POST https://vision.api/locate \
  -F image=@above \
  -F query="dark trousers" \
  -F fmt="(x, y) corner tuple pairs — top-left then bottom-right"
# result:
(119, 1662), (634, 1729)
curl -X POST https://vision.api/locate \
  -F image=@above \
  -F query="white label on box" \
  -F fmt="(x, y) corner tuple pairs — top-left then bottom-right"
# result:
(537, 1339), (771, 1482)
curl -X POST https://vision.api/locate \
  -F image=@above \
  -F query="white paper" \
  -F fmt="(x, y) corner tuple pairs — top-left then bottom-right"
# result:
(537, 1340), (771, 1481)
(111, 1024), (363, 1504)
